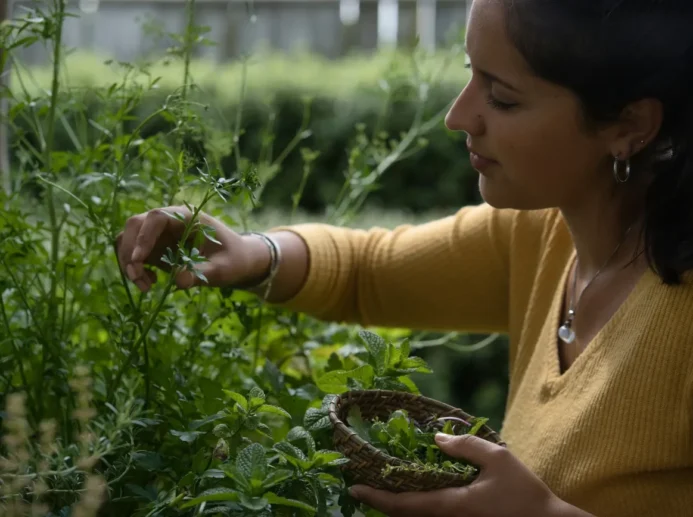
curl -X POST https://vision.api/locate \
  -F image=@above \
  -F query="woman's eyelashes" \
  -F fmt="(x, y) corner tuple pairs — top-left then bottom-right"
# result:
(486, 93), (518, 111)
(465, 63), (519, 111)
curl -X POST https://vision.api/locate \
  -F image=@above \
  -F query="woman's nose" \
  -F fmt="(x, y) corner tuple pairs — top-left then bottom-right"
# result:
(445, 82), (484, 136)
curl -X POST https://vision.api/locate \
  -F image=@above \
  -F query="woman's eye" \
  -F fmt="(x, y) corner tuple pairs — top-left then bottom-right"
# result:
(486, 93), (518, 111)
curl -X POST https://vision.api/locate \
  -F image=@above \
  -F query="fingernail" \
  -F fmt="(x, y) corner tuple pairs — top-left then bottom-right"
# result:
(349, 487), (361, 499)
(435, 433), (451, 444)
(126, 264), (136, 281)
(131, 246), (142, 262)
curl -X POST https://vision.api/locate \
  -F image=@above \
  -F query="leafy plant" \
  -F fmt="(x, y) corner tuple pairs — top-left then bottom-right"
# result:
(0, 1), (487, 516)
(347, 406), (487, 479)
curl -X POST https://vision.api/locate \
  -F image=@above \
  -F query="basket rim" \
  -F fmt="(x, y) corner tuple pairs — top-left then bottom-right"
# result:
(327, 389), (504, 483)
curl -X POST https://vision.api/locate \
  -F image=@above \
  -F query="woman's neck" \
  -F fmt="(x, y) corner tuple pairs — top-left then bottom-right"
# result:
(560, 187), (647, 278)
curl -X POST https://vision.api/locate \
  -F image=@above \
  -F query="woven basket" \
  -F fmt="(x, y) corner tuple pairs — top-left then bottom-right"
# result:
(328, 389), (506, 493)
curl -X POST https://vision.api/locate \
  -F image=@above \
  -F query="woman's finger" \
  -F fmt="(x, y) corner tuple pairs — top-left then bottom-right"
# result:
(435, 433), (504, 468)
(130, 208), (184, 280)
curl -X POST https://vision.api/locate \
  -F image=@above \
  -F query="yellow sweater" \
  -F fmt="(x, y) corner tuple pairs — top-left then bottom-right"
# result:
(278, 203), (693, 517)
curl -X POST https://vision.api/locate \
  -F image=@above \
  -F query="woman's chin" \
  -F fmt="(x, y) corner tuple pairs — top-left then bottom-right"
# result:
(478, 175), (528, 210)
(478, 175), (510, 208)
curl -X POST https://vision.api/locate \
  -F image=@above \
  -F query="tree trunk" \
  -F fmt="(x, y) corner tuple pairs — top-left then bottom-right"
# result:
(0, 0), (11, 197)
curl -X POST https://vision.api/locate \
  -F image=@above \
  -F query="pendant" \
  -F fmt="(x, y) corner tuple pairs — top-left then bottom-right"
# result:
(558, 323), (576, 344)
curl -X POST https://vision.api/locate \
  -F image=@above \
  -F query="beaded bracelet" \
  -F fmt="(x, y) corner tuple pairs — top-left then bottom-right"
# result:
(240, 231), (282, 300)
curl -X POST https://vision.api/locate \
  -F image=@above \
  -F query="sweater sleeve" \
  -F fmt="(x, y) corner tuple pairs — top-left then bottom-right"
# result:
(273, 203), (517, 334)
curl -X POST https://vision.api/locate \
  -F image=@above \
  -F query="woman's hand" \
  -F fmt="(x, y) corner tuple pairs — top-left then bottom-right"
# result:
(349, 433), (584, 517)
(115, 206), (261, 292)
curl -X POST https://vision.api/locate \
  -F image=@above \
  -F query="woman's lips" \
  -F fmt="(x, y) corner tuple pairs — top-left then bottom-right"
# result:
(468, 149), (498, 171)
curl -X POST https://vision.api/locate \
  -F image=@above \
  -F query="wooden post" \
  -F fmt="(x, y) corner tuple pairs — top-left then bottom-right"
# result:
(415, 0), (436, 51)
(377, 0), (398, 48)
(0, 0), (10, 197)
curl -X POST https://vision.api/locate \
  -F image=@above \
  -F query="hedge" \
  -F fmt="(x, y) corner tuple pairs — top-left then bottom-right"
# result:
(8, 50), (482, 213)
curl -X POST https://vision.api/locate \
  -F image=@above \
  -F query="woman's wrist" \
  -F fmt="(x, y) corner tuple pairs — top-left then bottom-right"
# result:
(238, 233), (273, 288)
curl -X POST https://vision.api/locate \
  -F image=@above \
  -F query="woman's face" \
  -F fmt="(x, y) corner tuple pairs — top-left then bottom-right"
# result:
(446, 0), (616, 210)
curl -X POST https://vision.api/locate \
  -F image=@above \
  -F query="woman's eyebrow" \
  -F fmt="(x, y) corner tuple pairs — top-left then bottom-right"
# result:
(464, 47), (522, 93)
(478, 68), (521, 93)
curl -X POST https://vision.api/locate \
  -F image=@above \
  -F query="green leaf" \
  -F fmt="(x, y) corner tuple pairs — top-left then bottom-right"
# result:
(131, 451), (163, 471)
(257, 404), (291, 419)
(347, 406), (371, 442)
(249, 397), (267, 410)
(239, 493), (269, 510)
(316, 365), (374, 394)
(304, 408), (331, 432)
(387, 342), (400, 368)
(468, 417), (489, 436)
(223, 465), (251, 492)
(374, 376), (411, 392)
(202, 469), (226, 479)
(286, 426), (316, 457)
(223, 390), (248, 412)
(163, 209), (187, 222)
(317, 472), (342, 486)
(178, 471), (195, 488)
(170, 429), (202, 443)
(190, 411), (226, 430)
(265, 492), (317, 513)
(248, 386), (266, 401)
(393, 356), (432, 374)
(273, 441), (307, 461)
(397, 375), (420, 394)
(359, 330), (389, 374)
(201, 224), (222, 245)
(321, 394), (337, 410)
(236, 443), (268, 481)
(312, 450), (349, 467)
(180, 488), (240, 509)
(262, 469), (293, 490)
(399, 339), (411, 361)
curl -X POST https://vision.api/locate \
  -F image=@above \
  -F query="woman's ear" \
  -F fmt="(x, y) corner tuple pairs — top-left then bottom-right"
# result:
(609, 98), (663, 158)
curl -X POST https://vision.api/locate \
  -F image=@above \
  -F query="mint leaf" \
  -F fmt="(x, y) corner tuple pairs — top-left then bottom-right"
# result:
(316, 365), (374, 394)
(248, 386), (266, 401)
(239, 493), (269, 510)
(286, 426), (316, 457)
(223, 390), (248, 412)
(468, 417), (489, 436)
(257, 404), (291, 419)
(304, 408), (332, 432)
(236, 443), (267, 481)
(179, 488), (240, 509)
(262, 469), (293, 490)
(399, 338), (411, 361)
(265, 492), (317, 513)
(170, 430), (202, 443)
(358, 330), (389, 375)
(273, 441), (307, 461)
(394, 356), (432, 374)
(347, 406), (371, 442)
(312, 450), (349, 467)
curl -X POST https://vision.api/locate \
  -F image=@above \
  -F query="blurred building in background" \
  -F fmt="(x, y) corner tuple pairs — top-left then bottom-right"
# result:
(10, 0), (470, 64)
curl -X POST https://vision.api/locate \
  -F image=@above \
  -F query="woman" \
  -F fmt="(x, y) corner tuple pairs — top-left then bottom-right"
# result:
(116, 0), (693, 515)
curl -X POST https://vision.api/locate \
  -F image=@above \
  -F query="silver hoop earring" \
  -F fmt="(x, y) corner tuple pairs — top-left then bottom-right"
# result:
(613, 157), (631, 183)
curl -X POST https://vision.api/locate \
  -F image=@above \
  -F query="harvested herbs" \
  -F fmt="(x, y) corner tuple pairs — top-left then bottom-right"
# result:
(347, 406), (489, 479)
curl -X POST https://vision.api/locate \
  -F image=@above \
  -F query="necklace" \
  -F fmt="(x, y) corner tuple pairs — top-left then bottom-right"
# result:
(557, 223), (635, 345)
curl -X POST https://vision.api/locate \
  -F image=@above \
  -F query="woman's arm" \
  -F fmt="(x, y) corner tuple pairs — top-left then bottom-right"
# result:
(267, 203), (518, 334)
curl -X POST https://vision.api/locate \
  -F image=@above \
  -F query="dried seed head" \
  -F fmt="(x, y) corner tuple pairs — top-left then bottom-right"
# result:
(72, 475), (106, 517)
(77, 455), (99, 471)
(39, 420), (58, 457)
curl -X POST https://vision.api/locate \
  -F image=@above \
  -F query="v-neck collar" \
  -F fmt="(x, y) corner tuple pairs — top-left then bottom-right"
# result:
(542, 248), (655, 389)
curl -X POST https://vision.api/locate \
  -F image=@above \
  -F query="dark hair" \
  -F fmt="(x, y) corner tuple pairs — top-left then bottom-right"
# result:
(501, 0), (693, 284)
